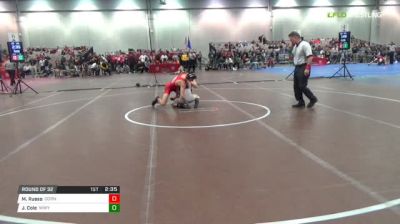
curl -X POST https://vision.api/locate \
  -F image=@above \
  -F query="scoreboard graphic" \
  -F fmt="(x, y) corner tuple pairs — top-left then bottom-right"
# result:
(338, 31), (351, 50)
(7, 41), (25, 62)
(17, 185), (120, 213)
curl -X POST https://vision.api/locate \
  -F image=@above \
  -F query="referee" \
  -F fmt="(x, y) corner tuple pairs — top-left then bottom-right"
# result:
(289, 31), (318, 108)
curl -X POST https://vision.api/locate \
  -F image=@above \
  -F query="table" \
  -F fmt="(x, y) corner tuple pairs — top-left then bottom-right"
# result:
(149, 63), (180, 73)
(0, 63), (9, 80)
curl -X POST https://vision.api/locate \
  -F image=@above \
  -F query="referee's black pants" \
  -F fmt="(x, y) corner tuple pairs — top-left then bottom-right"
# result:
(293, 64), (316, 104)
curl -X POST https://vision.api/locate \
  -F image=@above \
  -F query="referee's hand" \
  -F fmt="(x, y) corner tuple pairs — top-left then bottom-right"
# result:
(305, 64), (311, 77)
(304, 69), (310, 76)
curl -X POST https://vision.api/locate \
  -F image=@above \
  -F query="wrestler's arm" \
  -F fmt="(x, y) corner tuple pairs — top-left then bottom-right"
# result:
(190, 80), (199, 88)
(178, 80), (186, 100)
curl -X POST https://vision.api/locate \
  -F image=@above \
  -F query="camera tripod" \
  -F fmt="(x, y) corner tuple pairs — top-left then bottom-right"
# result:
(10, 62), (39, 95)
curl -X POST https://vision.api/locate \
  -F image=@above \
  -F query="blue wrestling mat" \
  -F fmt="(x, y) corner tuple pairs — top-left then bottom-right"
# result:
(263, 63), (400, 79)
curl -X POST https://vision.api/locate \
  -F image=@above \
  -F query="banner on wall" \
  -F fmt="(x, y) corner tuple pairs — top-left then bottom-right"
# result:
(184, 36), (192, 49)
(327, 11), (382, 19)
(187, 37), (192, 49)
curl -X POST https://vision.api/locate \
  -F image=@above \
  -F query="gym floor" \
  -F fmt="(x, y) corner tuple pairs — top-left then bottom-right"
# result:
(0, 68), (400, 224)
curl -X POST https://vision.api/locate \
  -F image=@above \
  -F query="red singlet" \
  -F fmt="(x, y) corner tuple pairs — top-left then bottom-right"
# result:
(164, 73), (187, 95)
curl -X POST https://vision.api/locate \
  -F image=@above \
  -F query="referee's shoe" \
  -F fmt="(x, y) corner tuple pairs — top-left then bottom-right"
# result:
(292, 102), (305, 108)
(307, 98), (318, 108)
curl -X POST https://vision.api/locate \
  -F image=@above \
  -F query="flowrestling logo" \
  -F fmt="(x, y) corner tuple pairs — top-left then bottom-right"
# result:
(327, 12), (347, 18)
(327, 11), (382, 18)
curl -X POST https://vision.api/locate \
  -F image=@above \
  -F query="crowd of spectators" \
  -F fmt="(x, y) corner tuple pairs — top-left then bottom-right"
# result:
(21, 46), (92, 78)
(11, 47), (203, 78)
(1, 36), (399, 82)
(104, 49), (202, 74)
(310, 37), (400, 64)
(207, 35), (400, 70)
(207, 39), (290, 71)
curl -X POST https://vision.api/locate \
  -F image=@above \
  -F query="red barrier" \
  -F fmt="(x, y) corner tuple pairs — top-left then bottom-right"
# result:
(149, 63), (180, 73)
(312, 56), (328, 65)
(0, 62), (9, 80)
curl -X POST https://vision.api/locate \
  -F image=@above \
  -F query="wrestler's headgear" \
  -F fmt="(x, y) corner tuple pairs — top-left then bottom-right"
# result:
(187, 73), (197, 81)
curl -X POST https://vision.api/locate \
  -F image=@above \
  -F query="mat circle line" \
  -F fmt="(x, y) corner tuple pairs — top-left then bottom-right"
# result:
(124, 100), (271, 129)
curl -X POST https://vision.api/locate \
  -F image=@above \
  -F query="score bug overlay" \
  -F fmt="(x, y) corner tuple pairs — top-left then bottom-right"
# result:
(17, 185), (120, 213)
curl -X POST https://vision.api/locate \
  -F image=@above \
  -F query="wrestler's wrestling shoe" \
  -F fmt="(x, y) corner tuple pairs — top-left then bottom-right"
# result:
(152, 96), (160, 107)
(194, 98), (199, 109)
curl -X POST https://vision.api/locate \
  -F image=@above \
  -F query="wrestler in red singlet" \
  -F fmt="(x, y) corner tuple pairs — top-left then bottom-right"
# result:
(163, 73), (187, 95)
(151, 73), (197, 107)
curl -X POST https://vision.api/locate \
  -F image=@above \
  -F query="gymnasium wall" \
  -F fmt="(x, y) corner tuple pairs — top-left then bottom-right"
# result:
(379, 6), (400, 44)
(0, 0), (400, 54)
(272, 7), (376, 41)
(152, 8), (271, 53)
(20, 11), (150, 53)
(14, 0), (272, 53)
(0, 1), (18, 51)
(151, 0), (272, 52)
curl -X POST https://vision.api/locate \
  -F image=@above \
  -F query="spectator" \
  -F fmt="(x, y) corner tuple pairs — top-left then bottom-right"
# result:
(39, 58), (45, 73)
(160, 53), (168, 63)
(188, 51), (197, 73)
(197, 51), (203, 70)
(388, 42), (396, 64)
(172, 53), (179, 63)
(233, 54), (241, 70)
(180, 52), (189, 71)
(22, 62), (31, 78)
(224, 57), (233, 70)
(138, 53), (148, 73)
(5, 59), (16, 86)
(127, 52), (136, 73)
